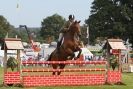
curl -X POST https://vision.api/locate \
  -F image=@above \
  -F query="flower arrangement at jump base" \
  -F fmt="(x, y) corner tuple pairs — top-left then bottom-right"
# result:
(7, 56), (18, 71)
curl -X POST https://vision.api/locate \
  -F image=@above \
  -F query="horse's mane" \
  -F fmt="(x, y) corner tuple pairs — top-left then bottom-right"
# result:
(66, 20), (81, 35)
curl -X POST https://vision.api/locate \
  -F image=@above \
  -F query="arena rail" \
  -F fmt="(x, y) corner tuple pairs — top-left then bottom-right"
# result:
(22, 60), (107, 65)
(22, 68), (106, 72)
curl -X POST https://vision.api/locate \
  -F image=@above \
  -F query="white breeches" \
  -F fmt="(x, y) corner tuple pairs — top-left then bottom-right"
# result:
(58, 33), (64, 42)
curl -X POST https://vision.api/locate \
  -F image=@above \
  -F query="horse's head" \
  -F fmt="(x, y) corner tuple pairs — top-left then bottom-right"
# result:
(69, 20), (81, 37)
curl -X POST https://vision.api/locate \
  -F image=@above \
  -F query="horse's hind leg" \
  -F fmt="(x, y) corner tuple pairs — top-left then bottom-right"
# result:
(58, 64), (65, 75)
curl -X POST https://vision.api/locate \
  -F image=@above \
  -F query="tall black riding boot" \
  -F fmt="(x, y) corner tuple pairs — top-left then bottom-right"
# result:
(57, 41), (61, 52)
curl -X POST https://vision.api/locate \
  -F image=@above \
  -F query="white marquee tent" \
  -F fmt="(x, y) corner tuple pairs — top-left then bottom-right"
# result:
(75, 48), (93, 61)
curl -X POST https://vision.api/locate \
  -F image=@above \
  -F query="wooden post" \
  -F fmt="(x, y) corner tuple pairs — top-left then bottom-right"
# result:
(106, 42), (110, 69)
(105, 41), (109, 84)
(4, 43), (7, 73)
(17, 49), (22, 82)
(3, 42), (7, 86)
(17, 50), (21, 71)
(118, 49), (122, 71)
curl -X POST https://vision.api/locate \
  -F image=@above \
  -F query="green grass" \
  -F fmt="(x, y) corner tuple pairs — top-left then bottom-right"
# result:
(0, 67), (3, 84)
(0, 67), (133, 89)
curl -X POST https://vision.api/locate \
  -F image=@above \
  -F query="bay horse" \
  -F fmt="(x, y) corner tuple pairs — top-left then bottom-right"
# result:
(47, 21), (82, 75)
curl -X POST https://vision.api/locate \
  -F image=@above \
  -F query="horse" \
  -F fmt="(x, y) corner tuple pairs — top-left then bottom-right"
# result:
(47, 21), (82, 75)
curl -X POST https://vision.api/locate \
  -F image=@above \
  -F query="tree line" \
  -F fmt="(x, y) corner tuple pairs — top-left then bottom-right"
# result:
(0, 14), (88, 45)
(86, 0), (133, 46)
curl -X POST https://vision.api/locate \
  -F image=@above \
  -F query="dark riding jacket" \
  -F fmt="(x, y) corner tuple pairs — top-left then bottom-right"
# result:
(60, 20), (73, 33)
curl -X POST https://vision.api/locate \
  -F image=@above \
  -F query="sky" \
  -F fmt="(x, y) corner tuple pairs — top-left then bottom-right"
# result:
(0, 0), (94, 27)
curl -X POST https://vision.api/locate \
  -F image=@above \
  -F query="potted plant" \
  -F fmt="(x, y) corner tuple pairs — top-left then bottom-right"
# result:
(7, 56), (18, 71)
(109, 55), (118, 70)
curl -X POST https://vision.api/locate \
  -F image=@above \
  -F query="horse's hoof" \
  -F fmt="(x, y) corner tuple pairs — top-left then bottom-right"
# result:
(74, 57), (78, 60)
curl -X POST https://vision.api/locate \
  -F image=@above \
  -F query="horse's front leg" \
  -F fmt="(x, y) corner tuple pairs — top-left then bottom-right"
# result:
(58, 64), (65, 75)
(52, 64), (58, 75)
(68, 53), (75, 60)
(76, 48), (82, 58)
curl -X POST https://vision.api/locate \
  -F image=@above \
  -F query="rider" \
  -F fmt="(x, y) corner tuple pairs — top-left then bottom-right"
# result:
(57, 15), (75, 51)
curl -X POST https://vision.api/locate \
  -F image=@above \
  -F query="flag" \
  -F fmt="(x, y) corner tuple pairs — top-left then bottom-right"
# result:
(16, 0), (20, 10)
(16, 3), (19, 8)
